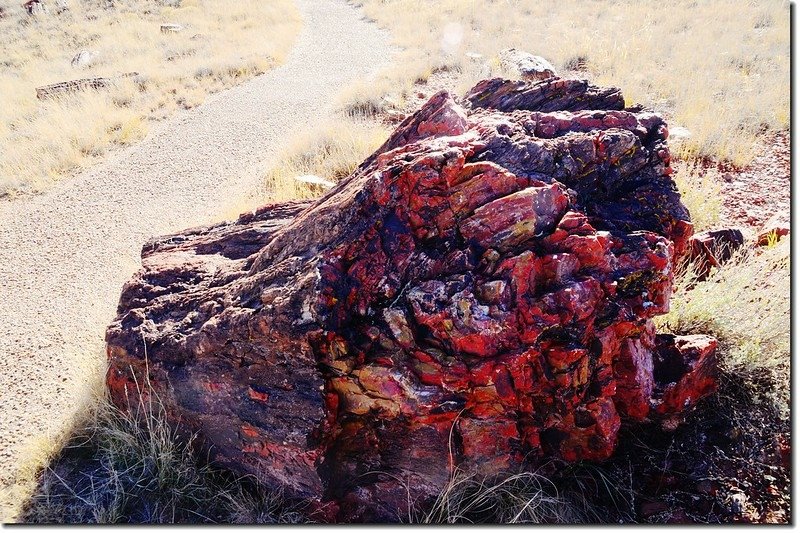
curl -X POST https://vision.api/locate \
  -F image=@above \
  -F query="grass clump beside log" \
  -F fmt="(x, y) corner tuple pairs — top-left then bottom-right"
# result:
(22, 384), (306, 524)
(262, 115), (390, 202)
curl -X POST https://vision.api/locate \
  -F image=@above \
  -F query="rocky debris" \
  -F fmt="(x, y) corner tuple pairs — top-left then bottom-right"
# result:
(160, 22), (184, 34)
(23, 0), (47, 15)
(668, 126), (691, 142)
(106, 77), (711, 522)
(499, 48), (557, 81)
(686, 228), (745, 279)
(652, 334), (717, 430)
(719, 132), (789, 230)
(757, 211), (789, 246)
(22, 0), (67, 15)
(36, 72), (138, 99)
(70, 50), (99, 69)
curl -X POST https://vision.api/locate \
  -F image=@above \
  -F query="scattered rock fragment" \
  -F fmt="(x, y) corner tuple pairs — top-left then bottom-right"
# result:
(757, 211), (789, 246)
(295, 174), (336, 189)
(160, 22), (184, 33)
(499, 48), (557, 81)
(70, 50), (99, 69)
(652, 334), (718, 429)
(686, 228), (744, 279)
(668, 126), (691, 142)
(36, 72), (138, 99)
(23, 0), (47, 15)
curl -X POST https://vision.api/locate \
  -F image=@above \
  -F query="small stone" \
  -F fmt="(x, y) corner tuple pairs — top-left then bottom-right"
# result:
(687, 227), (745, 280)
(652, 334), (718, 422)
(23, 0), (47, 15)
(70, 50), (99, 69)
(295, 174), (336, 189)
(160, 23), (184, 33)
(757, 211), (789, 246)
(729, 492), (747, 515)
(668, 126), (691, 141)
(498, 48), (557, 81)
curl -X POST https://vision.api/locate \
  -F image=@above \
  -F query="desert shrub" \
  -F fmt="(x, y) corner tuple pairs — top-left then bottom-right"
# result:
(416, 465), (633, 524)
(657, 237), (789, 417)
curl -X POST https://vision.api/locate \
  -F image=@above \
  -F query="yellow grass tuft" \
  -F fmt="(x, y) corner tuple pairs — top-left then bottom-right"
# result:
(671, 161), (723, 233)
(263, 116), (390, 203)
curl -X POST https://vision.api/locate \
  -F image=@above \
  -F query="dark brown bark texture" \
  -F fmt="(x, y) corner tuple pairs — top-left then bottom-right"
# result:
(106, 77), (715, 522)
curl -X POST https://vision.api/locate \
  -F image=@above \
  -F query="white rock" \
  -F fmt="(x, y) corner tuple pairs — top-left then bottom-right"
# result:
(669, 126), (691, 141)
(160, 23), (185, 34)
(499, 48), (557, 81)
(70, 50), (98, 69)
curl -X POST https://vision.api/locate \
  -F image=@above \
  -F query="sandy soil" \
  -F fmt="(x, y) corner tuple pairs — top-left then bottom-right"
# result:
(0, 0), (393, 519)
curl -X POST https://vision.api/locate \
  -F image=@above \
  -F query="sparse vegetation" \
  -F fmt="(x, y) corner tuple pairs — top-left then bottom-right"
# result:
(349, 0), (788, 166)
(415, 466), (631, 524)
(23, 386), (306, 524)
(0, 0), (301, 196)
(657, 237), (790, 418)
(671, 161), (723, 232)
(262, 115), (389, 202)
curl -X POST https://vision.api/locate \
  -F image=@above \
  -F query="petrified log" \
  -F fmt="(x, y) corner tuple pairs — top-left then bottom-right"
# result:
(107, 77), (709, 522)
(35, 72), (137, 100)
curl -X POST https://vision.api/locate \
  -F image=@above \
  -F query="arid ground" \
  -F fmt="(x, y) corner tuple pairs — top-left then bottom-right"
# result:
(0, 0), (790, 524)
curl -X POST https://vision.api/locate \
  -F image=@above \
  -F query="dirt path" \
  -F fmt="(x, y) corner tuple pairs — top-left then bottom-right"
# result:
(0, 0), (393, 519)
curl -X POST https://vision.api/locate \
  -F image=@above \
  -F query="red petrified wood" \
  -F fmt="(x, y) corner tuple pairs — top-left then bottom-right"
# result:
(106, 77), (715, 522)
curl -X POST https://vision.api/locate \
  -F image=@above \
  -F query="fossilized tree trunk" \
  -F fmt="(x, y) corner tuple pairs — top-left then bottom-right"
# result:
(106, 77), (713, 522)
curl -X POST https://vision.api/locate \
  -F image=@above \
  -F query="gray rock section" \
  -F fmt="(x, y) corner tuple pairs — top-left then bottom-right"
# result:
(0, 0), (394, 518)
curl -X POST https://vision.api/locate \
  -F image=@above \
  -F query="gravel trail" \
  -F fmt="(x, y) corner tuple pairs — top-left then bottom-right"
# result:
(0, 0), (393, 518)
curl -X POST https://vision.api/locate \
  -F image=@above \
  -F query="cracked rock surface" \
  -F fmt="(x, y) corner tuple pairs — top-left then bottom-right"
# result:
(107, 77), (714, 522)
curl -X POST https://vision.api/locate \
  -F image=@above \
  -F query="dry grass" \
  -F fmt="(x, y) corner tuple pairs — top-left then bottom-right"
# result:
(349, 0), (788, 166)
(0, 0), (301, 196)
(671, 161), (723, 233)
(656, 237), (790, 417)
(22, 378), (306, 524)
(262, 115), (390, 202)
(415, 467), (627, 524)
